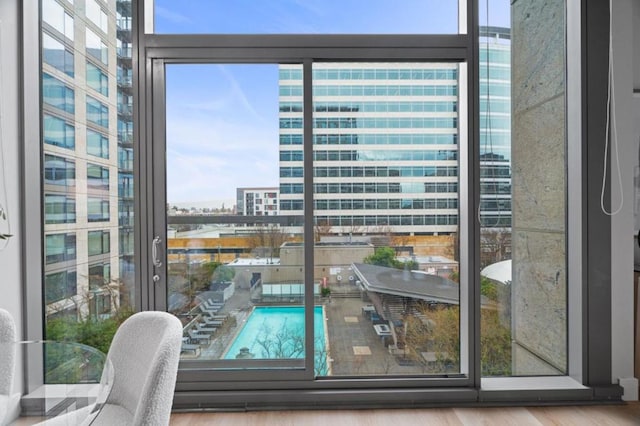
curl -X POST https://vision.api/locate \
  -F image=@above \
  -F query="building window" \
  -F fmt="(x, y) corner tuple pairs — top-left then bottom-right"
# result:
(86, 27), (108, 65)
(86, 128), (109, 158)
(43, 73), (75, 114)
(44, 270), (77, 304)
(92, 293), (112, 318)
(118, 174), (134, 199)
(87, 197), (110, 222)
(86, 61), (108, 96)
(89, 262), (111, 290)
(43, 114), (75, 149)
(42, 0), (74, 41)
(88, 230), (110, 256)
(86, 95), (109, 128)
(45, 233), (76, 264)
(86, 0), (108, 34)
(87, 163), (110, 190)
(44, 194), (76, 224)
(44, 154), (75, 187)
(42, 32), (74, 77)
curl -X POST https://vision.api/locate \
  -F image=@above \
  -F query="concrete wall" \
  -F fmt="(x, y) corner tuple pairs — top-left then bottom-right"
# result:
(510, 0), (567, 374)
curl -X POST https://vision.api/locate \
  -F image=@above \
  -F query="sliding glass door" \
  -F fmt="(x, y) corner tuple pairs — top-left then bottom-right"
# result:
(147, 54), (470, 385)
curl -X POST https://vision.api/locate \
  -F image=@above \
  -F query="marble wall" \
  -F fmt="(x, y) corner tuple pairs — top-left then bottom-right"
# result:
(511, 0), (567, 374)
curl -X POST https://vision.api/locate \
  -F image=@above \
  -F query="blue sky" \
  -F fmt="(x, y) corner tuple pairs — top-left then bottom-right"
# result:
(160, 1), (510, 206)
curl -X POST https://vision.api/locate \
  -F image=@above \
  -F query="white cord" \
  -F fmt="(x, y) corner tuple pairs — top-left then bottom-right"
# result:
(600, 0), (624, 216)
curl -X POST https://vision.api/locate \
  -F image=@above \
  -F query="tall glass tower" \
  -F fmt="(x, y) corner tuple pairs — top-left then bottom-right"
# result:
(279, 29), (510, 236)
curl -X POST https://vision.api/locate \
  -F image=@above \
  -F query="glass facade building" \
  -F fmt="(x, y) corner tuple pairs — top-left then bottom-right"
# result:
(41, 0), (133, 320)
(279, 30), (511, 235)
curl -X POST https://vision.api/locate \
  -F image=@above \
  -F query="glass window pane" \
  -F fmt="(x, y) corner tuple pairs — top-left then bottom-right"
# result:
(43, 0), (74, 41)
(479, 1), (567, 377)
(312, 63), (461, 377)
(86, 27), (108, 65)
(41, 0), (134, 354)
(86, 0), (108, 34)
(166, 64), (307, 369)
(44, 154), (75, 187)
(87, 61), (108, 96)
(43, 73), (75, 114)
(87, 197), (110, 222)
(86, 95), (109, 128)
(43, 32), (74, 77)
(87, 128), (109, 158)
(152, 0), (461, 34)
(43, 114), (75, 149)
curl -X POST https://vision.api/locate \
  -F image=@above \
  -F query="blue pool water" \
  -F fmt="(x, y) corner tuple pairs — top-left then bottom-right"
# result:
(224, 306), (327, 374)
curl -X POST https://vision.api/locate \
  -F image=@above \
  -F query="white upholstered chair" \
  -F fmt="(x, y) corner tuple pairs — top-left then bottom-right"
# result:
(0, 308), (20, 426)
(39, 310), (183, 426)
(90, 311), (183, 426)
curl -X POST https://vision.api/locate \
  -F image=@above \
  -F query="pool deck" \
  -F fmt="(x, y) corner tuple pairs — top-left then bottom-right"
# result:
(184, 286), (437, 375)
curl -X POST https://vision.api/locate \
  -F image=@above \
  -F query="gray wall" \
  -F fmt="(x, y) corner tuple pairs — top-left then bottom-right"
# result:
(0, 0), (22, 337)
(611, 0), (636, 386)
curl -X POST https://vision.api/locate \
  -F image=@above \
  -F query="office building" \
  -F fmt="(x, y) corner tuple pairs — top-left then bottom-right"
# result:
(279, 29), (511, 235)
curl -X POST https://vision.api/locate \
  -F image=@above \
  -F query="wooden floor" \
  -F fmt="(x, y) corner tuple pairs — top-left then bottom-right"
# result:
(170, 403), (640, 426)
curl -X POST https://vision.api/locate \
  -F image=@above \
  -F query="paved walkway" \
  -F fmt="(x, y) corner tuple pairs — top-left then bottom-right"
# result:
(324, 297), (424, 376)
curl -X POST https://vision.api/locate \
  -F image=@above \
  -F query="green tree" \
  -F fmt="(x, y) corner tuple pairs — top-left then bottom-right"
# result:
(364, 246), (398, 268)
(403, 303), (511, 376)
(480, 276), (499, 301)
(363, 246), (418, 270)
(46, 306), (134, 354)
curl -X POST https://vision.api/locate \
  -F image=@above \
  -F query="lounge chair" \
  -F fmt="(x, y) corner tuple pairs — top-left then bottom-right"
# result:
(195, 324), (217, 333)
(187, 329), (211, 345)
(197, 304), (219, 315)
(202, 299), (224, 310)
(181, 342), (201, 355)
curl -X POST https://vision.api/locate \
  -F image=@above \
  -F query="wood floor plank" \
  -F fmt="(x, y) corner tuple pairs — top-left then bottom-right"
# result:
(529, 404), (640, 426)
(169, 403), (640, 426)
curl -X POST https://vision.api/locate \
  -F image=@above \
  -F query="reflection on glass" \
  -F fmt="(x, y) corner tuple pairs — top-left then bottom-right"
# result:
(152, 0), (460, 35)
(307, 63), (462, 376)
(479, 0), (567, 376)
(41, 0), (135, 355)
(166, 64), (308, 368)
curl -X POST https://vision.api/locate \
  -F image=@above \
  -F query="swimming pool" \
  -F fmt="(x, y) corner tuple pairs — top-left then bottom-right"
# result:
(224, 306), (328, 374)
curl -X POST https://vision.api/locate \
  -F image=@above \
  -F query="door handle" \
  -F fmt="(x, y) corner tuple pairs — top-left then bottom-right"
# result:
(152, 236), (163, 268)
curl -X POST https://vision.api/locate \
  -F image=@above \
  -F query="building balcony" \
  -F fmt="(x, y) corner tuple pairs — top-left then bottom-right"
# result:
(118, 103), (134, 117)
(117, 47), (132, 59)
(118, 75), (133, 89)
(118, 131), (134, 146)
(117, 18), (132, 32)
(118, 160), (133, 172)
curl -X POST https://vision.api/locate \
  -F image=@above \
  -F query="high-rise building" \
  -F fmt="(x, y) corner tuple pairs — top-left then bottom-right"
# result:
(236, 187), (280, 216)
(479, 26), (511, 229)
(42, 0), (133, 319)
(279, 31), (510, 235)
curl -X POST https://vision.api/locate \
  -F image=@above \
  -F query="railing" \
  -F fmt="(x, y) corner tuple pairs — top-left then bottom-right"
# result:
(118, 131), (133, 144)
(117, 75), (133, 88)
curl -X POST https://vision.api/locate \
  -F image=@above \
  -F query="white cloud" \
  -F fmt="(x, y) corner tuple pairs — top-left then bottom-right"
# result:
(155, 6), (192, 24)
(165, 118), (280, 203)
